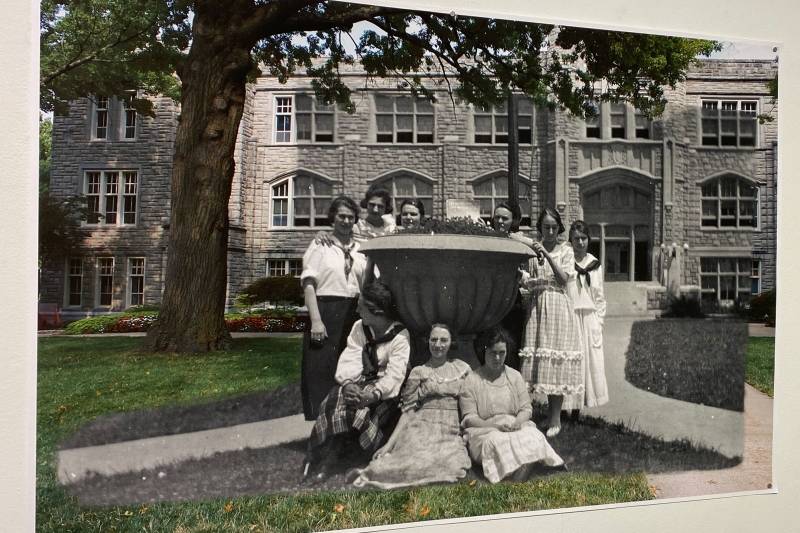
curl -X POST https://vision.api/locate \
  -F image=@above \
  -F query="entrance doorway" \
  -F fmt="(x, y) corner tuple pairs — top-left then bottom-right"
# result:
(582, 182), (654, 282)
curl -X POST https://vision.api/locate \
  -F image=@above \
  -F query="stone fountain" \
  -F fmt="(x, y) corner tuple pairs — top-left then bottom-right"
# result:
(359, 234), (534, 368)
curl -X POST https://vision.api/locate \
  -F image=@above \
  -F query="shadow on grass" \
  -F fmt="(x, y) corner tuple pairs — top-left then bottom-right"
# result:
(61, 384), (304, 449)
(624, 318), (747, 412)
(65, 411), (739, 507)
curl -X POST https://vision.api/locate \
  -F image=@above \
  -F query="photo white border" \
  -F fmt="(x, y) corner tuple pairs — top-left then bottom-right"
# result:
(4, 0), (797, 531)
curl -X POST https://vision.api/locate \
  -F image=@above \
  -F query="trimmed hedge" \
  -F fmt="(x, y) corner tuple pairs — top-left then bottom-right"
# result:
(236, 276), (304, 308)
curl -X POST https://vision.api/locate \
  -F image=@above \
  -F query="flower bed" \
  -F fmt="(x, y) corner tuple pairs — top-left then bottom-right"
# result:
(64, 311), (308, 334)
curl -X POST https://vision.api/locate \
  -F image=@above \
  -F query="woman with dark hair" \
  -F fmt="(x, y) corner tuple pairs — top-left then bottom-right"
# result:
(397, 198), (425, 229)
(491, 201), (522, 234)
(512, 207), (583, 437)
(567, 220), (608, 410)
(354, 185), (397, 242)
(460, 327), (564, 483)
(491, 201), (525, 370)
(304, 280), (411, 482)
(300, 195), (366, 421)
(352, 323), (471, 489)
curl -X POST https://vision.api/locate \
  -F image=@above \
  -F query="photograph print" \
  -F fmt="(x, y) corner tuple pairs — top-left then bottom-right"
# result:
(38, 0), (778, 530)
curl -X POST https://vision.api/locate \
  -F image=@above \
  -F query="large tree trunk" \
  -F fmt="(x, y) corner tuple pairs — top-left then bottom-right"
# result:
(146, 6), (254, 352)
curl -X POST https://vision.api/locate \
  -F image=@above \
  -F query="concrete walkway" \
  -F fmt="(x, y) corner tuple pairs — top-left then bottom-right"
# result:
(647, 383), (773, 498)
(57, 316), (772, 498)
(58, 415), (315, 484)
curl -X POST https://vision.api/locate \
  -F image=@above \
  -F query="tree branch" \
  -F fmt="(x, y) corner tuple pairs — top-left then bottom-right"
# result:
(42, 16), (159, 86)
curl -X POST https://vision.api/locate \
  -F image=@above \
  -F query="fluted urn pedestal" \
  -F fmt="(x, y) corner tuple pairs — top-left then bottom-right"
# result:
(359, 234), (535, 368)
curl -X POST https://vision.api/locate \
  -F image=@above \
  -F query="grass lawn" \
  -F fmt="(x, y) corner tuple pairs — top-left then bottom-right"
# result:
(745, 337), (775, 397)
(624, 319), (748, 411)
(38, 336), (710, 532)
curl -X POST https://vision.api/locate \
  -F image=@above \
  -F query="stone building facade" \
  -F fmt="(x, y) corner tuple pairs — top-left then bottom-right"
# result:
(41, 59), (778, 319)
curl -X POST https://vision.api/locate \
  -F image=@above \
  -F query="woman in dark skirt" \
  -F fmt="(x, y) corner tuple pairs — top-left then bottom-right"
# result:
(301, 195), (366, 421)
(304, 280), (411, 481)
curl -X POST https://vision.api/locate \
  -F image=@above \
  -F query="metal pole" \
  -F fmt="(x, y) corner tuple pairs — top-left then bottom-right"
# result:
(507, 91), (519, 209)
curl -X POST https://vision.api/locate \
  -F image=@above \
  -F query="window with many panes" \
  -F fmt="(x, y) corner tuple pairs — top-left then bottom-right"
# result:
(584, 102), (651, 140)
(122, 94), (137, 139)
(270, 175), (335, 228)
(85, 170), (138, 225)
(700, 176), (758, 228)
(275, 96), (293, 142)
(472, 174), (533, 227)
(634, 109), (651, 139)
(585, 105), (600, 138)
(267, 259), (303, 277)
(128, 257), (145, 306)
(751, 259), (762, 295)
(610, 103), (626, 138)
(91, 95), (138, 140)
(375, 95), (434, 143)
(66, 258), (83, 307)
(474, 99), (533, 144)
(700, 257), (754, 303)
(97, 257), (114, 306)
(93, 96), (109, 139)
(373, 174), (434, 217)
(274, 95), (335, 143)
(701, 99), (757, 147)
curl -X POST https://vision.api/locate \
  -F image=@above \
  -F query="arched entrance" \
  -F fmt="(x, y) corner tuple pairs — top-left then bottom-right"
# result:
(580, 177), (654, 282)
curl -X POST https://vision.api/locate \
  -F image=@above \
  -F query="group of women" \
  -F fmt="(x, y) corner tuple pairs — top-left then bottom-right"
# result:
(298, 184), (608, 487)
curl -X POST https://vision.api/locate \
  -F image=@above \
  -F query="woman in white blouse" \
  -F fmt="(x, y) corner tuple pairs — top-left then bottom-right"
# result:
(300, 195), (366, 421)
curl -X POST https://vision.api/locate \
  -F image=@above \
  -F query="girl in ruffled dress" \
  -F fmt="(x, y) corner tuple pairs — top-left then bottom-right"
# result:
(511, 207), (584, 437)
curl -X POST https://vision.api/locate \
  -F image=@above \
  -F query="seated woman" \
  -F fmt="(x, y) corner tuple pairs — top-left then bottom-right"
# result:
(352, 323), (471, 489)
(459, 327), (565, 484)
(304, 280), (411, 482)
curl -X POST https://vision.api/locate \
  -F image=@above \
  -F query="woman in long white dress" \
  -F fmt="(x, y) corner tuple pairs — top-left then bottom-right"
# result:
(568, 220), (609, 408)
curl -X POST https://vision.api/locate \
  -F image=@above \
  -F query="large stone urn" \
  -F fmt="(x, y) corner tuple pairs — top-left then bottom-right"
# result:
(359, 234), (535, 368)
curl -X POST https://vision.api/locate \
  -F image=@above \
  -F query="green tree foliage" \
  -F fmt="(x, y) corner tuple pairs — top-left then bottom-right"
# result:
(39, 193), (91, 264)
(40, 0), (190, 115)
(39, 117), (52, 190)
(42, 1), (721, 351)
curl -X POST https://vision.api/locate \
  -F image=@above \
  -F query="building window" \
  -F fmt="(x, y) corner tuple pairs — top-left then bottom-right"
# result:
(701, 176), (758, 228)
(610, 103), (626, 139)
(701, 99), (757, 147)
(128, 257), (145, 306)
(584, 102), (651, 140)
(375, 95), (434, 143)
(267, 259), (303, 277)
(472, 174), (532, 227)
(93, 96), (109, 139)
(275, 96), (293, 142)
(474, 99), (533, 144)
(700, 257), (754, 304)
(751, 259), (762, 295)
(97, 257), (114, 307)
(270, 175), (334, 228)
(634, 109), (651, 139)
(66, 258), (83, 307)
(374, 174), (434, 216)
(84, 170), (138, 225)
(274, 95), (335, 143)
(122, 94), (137, 139)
